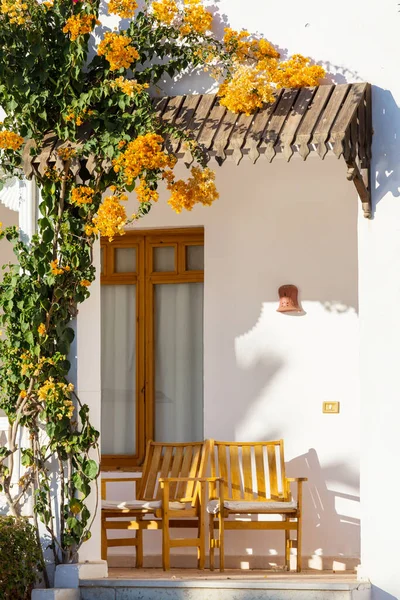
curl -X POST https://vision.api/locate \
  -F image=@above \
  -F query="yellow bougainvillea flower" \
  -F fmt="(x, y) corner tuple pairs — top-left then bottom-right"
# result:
(167, 166), (218, 213)
(271, 54), (326, 89)
(152, 0), (178, 25)
(37, 323), (46, 336)
(80, 280), (91, 287)
(110, 76), (149, 97)
(108, 0), (138, 19)
(71, 186), (95, 206)
(50, 258), (70, 276)
(63, 14), (100, 42)
(0, 131), (24, 151)
(98, 32), (139, 71)
(180, 0), (213, 36)
(0, 0), (29, 25)
(218, 63), (275, 115)
(135, 178), (159, 204)
(92, 192), (128, 241)
(113, 133), (176, 185)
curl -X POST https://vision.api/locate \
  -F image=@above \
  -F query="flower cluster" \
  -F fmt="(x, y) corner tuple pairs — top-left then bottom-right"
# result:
(180, 0), (213, 35)
(110, 76), (149, 97)
(152, 0), (178, 25)
(38, 378), (75, 420)
(0, 130), (24, 151)
(37, 323), (46, 336)
(57, 146), (77, 161)
(65, 107), (94, 126)
(62, 14), (99, 42)
(135, 178), (159, 204)
(20, 352), (55, 378)
(167, 166), (218, 213)
(70, 186), (95, 206)
(218, 63), (275, 115)
(271, 54), (326, 88)
(98, 32), (139, 71)
(0, 0), (29, 26)
(50, 258), (71, 276)
(113, 133), (176, 185)
(90, 189), (128, 240)
(219, 28), (325, 114)
(108, 0), (138, 18)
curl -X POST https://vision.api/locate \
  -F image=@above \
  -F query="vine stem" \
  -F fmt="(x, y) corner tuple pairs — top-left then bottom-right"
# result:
(52, 159), (71, 261)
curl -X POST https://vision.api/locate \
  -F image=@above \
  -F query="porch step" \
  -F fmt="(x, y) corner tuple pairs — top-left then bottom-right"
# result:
(80, 578), (371, 600)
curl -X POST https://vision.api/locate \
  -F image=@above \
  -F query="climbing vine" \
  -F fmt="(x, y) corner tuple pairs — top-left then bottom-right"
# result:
(0, 0), (325, 578)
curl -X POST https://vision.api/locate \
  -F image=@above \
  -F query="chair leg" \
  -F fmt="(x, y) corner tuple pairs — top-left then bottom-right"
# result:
(219, 513), (225, 572)
(101, 515), (107, 562)
(136, 519), (143, 569)
(284, 519), (290, 571)
(198, 516), (206, 570)
(209, 514), (215, 571)
(296, 516), (302, 573)
(162, 515), (170, 571)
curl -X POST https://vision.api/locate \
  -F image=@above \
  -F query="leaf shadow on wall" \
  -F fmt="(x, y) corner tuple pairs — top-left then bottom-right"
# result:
(371, 87), (400, 212)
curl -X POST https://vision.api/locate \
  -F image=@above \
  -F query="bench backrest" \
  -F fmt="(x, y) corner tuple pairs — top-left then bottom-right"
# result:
(137, 440), (207, 504)
(210, 440), (289, 502)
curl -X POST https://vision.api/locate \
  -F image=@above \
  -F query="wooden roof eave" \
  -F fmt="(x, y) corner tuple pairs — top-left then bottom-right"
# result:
(21, 83), (373, 218)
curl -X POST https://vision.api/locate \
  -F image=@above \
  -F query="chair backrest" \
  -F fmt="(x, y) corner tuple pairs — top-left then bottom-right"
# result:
(137, 440), (208, 504)
(210, 440), (288, 502)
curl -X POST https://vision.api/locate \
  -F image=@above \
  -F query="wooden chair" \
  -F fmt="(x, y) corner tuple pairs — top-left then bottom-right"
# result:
(101, 440), (210, 570)
(208, 439), (307, 572)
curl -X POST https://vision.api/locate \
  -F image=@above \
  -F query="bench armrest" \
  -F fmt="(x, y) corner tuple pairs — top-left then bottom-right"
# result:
(159, 477), (222, 483)
(286, 477), (308, 482)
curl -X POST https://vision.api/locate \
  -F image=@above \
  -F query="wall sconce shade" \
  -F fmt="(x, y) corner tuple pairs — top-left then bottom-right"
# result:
(277, 285), (301, 313)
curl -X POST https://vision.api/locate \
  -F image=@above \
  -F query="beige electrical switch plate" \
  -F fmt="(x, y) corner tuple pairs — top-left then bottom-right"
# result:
(323, 401), (340, 414)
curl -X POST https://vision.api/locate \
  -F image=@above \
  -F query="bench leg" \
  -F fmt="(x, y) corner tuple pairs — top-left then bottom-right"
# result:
(162, 515), (171, 571)
(101, 515), (107, 562)
(296, 517), (302, 573)
(136, 518), (143, 569)
(209, 514), (215, 571)
(284, 519), (290, 571)
(219, 512), (225, 572)
(198, 517), (206, 570)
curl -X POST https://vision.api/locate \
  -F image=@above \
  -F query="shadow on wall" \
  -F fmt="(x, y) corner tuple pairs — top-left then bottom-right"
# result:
(372, 588), (398, 600)
(287, 449), (360, 568)
(372, 87), (400, 211)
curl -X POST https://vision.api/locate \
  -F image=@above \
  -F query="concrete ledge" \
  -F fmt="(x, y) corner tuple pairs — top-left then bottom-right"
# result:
(32, 589), (80, 600)
(55, 561), (108, 588)
(80, 579), (370, 591)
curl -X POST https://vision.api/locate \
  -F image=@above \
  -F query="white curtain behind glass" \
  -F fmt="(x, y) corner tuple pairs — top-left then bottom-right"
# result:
(101, 285), (136, 455)
(155, 283), (204, 442)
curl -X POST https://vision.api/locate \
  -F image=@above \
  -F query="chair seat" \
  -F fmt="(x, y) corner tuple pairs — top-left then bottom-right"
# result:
(102, 499), (186, 511)
(207, 499), (298, 515)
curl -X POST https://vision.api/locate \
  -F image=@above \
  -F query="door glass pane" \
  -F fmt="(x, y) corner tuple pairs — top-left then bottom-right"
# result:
(115, 247), (136, 273)
(154, 283), (203, 442)
(101, 285), (136, 455)
(153, 246), (175, 272)
(186, 245), (204, 271)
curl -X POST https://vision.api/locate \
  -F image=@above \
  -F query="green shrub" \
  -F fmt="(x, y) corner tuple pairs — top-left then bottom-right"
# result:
(0, 516), (42, 600)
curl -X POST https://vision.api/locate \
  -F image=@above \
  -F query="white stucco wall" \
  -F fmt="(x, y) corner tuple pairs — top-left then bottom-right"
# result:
(100, 156), (360, 570)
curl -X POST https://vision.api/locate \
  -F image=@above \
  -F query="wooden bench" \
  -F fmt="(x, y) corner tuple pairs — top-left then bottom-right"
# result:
(101, 440), (210, 570)
(208, 439), (307, 572)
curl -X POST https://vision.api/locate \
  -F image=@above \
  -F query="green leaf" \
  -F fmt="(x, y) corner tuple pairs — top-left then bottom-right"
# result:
(84, 459), (98, 480)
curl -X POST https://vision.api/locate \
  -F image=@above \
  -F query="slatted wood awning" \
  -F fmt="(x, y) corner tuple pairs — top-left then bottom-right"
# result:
(21, 82), (372, 217)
